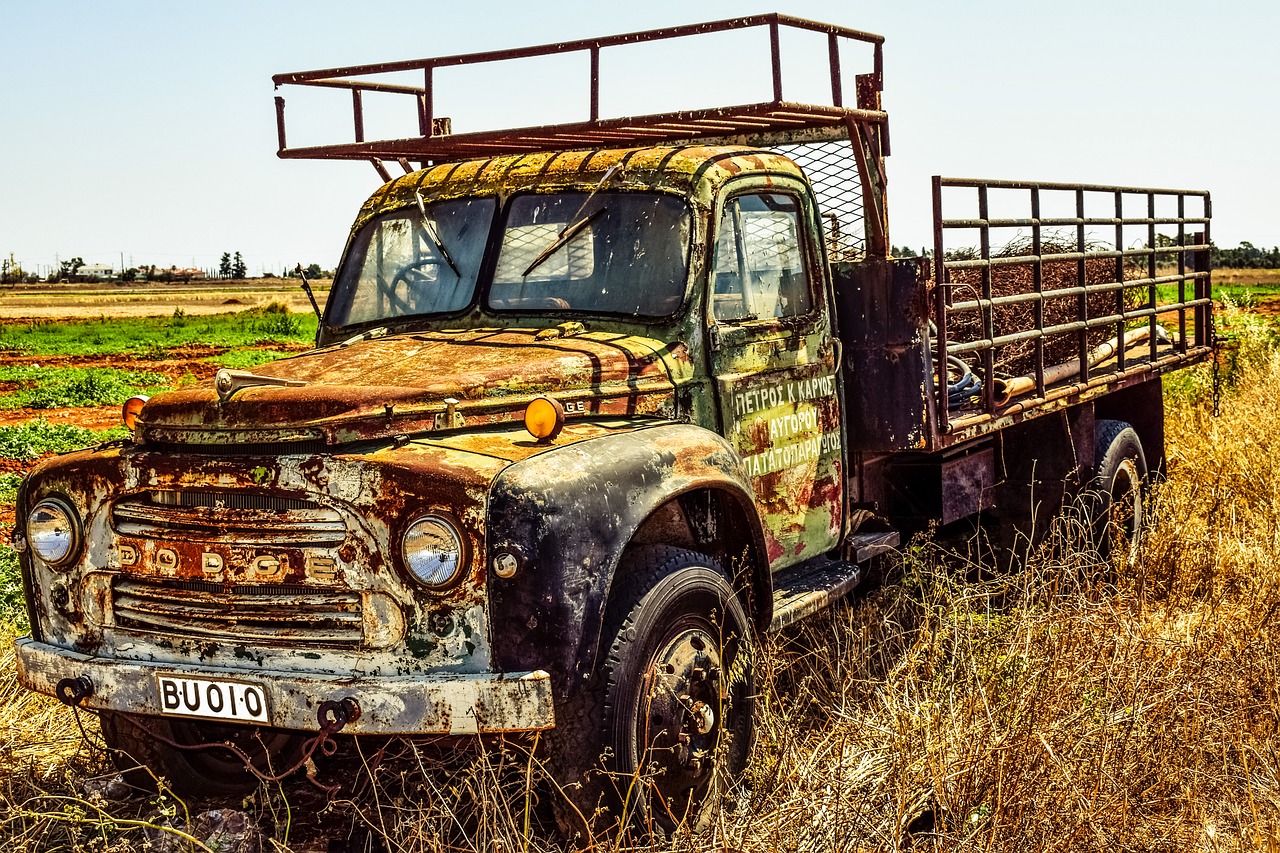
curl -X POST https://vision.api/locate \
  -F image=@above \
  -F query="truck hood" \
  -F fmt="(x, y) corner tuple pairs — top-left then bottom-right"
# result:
(138, 328), (691, 446)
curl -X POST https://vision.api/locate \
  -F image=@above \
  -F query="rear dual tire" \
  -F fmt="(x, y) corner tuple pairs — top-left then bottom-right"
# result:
(1092, 419), (1147, 565)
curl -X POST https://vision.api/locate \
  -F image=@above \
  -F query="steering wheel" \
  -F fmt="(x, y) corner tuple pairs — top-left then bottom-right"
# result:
(381, 259), (448, 316)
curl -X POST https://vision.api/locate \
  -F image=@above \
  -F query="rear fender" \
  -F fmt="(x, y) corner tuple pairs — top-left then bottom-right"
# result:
(486, 423), (767, 701)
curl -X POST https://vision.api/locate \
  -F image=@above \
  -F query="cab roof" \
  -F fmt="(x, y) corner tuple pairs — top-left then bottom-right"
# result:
(355, 145), (806, 227)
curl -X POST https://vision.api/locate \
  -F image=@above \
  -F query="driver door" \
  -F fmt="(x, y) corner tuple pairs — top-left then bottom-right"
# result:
(708, 184), (843, 570)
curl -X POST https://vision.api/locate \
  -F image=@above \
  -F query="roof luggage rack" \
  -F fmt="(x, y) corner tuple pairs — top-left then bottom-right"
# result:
(272, 13), (891, 255)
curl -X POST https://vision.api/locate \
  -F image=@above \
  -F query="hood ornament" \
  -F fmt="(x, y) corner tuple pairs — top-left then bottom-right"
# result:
(215, 369), (307, 402)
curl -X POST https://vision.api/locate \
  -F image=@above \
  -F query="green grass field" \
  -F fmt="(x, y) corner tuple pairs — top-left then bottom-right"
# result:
(0, 420), (128, 460)
(0, 304), (315, 356)
(0, 366), (170, 409)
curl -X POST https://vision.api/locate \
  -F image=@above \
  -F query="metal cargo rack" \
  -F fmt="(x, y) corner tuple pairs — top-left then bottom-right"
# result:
(931, 177), (1213, 444)
(272, 13), (892, 257)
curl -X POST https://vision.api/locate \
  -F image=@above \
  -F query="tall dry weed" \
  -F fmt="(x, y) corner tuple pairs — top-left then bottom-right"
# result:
(725, 303), (1280, 852)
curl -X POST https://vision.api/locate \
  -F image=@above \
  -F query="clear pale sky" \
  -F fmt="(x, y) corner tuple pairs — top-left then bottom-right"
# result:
(1, 0), (1274, 277)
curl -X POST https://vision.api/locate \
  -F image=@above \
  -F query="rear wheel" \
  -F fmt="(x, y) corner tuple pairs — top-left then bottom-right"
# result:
(98, 711), (306, 796)
(550, 545), (755, 843)
(1092, 419), (1148, 564)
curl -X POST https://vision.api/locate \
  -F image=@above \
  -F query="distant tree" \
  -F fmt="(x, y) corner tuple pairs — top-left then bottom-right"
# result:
(305, 262), (323, 278)
(219, 252), (232, 279)
(1212, 240), (1280, 269)
(58, 256), (85, 280)
(231, 252), (247, 280)
(121, 267), (138, 282)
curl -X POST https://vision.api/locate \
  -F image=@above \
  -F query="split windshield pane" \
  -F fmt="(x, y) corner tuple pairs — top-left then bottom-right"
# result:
(328, 198), (496, 327)
(489, 192), (691, 317)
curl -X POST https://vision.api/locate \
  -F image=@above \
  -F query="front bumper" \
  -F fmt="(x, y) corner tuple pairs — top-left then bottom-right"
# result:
(15, 638), (555, 735)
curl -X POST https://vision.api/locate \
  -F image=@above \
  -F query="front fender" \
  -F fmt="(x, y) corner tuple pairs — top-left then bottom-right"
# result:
(486, 423), (766, 701)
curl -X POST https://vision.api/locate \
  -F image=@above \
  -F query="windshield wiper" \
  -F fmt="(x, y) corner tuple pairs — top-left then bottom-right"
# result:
(414, 190), (461, 279)
(337, 326), (388, 348)
(521, 163), (621, 279)
(521, 207), (605, 278)
(295, 264), (322, 320)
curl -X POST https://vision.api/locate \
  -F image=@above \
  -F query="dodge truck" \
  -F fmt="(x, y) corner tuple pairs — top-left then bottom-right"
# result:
(13, 14), (1212, 839)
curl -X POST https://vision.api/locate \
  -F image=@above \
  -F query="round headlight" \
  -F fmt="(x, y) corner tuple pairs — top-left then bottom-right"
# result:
(401, 515), (466, 588)
(27, 497), (81, 568)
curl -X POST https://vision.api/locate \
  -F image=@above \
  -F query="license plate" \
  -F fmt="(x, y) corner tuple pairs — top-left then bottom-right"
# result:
(156, 674), (270, 723)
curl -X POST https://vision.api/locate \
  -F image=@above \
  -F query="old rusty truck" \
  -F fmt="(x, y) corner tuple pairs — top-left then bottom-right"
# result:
(13, 14), (1212, 838)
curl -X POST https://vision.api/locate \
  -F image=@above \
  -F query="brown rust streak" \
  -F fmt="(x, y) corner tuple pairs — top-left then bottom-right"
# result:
(139, 329), (681, 445)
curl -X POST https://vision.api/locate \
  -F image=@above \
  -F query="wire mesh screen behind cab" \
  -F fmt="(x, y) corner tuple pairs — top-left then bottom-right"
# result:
(771, 140), (866, 264)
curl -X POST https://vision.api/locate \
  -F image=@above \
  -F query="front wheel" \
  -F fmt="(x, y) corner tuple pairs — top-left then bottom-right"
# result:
(98, 711), (306, 796)
(551, 545), (755, 842)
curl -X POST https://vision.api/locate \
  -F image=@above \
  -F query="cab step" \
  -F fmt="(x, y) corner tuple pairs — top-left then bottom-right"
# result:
(768, 531), (900, 632)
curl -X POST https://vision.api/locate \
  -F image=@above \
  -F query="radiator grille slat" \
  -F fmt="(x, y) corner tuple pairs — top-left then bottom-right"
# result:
(112, 577), (365, 648)
(151, 491), (320, 511)
(112, 492), (347, 546)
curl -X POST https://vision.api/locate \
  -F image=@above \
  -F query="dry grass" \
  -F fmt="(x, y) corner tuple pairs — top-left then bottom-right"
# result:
(723, 305), (1280, 852)
(4, 307), (1280, 851)
(1213, 268), (1280, 288)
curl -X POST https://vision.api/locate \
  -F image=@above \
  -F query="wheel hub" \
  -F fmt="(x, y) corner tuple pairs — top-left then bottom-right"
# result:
(688, 700), (715, 735)
(641, 627), (726, 788)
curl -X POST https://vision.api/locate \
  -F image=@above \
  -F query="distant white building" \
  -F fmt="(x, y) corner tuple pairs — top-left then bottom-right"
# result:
(79, 264), (113, 279)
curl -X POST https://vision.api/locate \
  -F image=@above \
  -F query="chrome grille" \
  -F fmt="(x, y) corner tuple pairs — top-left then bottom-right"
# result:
(112, 577), (363, 648)
(112, 491), (346, 546)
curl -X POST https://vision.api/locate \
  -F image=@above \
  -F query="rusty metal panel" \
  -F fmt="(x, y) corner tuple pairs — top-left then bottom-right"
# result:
(137, 329), (683, 449)
(834, 257), (933, 452)
(940, 447), (995, 526)
(486, 423), (768, 702)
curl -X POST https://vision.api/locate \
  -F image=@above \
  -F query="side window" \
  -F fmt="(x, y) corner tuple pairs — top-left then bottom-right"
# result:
(710, 193), (812, 323)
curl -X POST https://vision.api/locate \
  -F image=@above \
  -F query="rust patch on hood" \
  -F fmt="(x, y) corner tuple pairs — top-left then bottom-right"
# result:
(138, 329), (684, 446)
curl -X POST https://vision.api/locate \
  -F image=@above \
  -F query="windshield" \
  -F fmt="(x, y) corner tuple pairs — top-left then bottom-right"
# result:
(489, 192), (690, 317)
(327, 197), (496, 327)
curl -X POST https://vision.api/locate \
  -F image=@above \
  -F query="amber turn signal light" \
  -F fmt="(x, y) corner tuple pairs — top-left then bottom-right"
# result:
(524, 396), (565, 442)
(122, 395), (149, 431)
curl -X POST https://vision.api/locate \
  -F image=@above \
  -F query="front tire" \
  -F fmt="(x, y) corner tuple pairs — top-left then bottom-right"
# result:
(98, 711), (306, 796)
(551, 545), (755, 842)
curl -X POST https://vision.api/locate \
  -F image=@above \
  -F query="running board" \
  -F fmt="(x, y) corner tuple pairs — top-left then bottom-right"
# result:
(768, 531), (900, 632)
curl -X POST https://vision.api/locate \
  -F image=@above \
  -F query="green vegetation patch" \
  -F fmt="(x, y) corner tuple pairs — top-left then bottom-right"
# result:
(0, 544), (24, 628)
(1154, 282), (1280, 307)
(0, 420), (128, 460)
(0, 472), (21, 506)
(210, 349), (296, 370)
(0, 305), (316, 356)
(0, 366), (169, 409)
